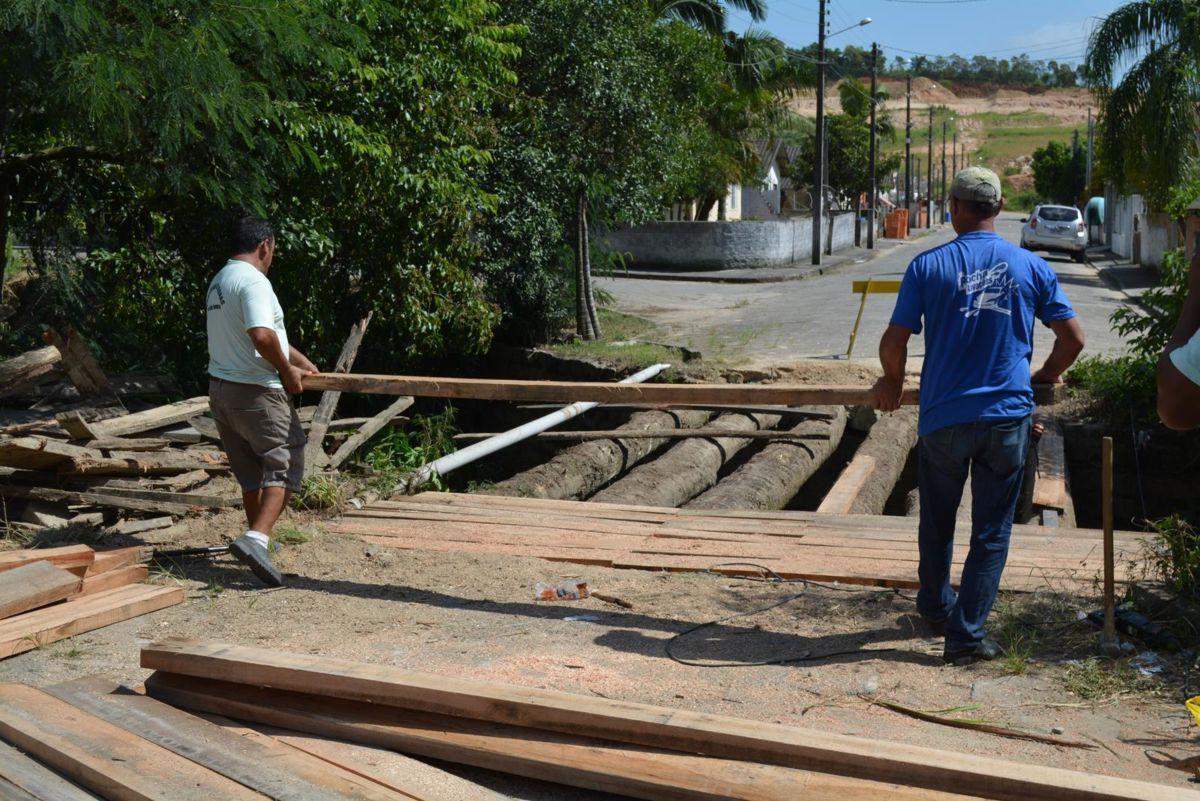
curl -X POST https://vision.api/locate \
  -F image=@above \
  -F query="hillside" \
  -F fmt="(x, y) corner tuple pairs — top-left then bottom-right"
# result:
(789, 79), (1095, 208)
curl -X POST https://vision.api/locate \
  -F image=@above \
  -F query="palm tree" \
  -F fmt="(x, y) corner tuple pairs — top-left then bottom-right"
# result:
(654, 0), (767, 35)
(1085, 0), (1200, 204)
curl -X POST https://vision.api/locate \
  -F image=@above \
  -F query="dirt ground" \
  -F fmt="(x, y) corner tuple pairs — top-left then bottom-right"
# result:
(2, 359), (1197, 797)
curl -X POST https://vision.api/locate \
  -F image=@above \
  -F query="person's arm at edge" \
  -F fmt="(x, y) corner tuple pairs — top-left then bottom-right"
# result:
(247, 327), (311, 394)
(872, 324), (912, 412)
(1030, 317), (1085, 384)
(1157, 252), (1200, 430)
(288, 346), (318, 374)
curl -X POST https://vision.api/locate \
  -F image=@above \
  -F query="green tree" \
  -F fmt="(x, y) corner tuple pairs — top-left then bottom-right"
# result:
(1085, 0), (1200, 206)
(1031, 140), (1086, 205)
(1, 1), (519, 380)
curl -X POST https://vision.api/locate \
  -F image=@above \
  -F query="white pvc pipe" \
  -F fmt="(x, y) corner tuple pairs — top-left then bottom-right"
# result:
(400, 363), (671, 492)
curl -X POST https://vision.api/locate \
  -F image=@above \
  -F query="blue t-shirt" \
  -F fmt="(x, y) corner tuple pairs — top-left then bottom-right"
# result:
(889, 231), (1075, 436)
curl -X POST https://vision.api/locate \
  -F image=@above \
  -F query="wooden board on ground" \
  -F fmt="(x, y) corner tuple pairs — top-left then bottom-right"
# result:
(86, 546), (152, 576)
(0, 545), (94, 575)
(0, 437), (102, 471)
(0, 346), (63, 399)
(75, 564), (149, 597)
(90, 397), (210, 438)
(140, 644), (1180, 801)
(1033, 416), (1071, 513)
(0, 683), (269, 801)
(0, 561), (81, 619)
(0, 482), (200, 516)
(45, 677), (413, 801)
(145, 672), (981, 801)
(0, 740), (101, 801)
(0, 584), (183, 658)
(815, 454), (877, 515)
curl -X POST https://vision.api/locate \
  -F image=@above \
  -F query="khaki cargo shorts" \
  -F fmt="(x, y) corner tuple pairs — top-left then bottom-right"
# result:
(209, 378), (305, 493)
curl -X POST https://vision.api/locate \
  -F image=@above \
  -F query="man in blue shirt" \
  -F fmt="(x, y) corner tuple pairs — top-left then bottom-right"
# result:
(872, 167), (1086, 665)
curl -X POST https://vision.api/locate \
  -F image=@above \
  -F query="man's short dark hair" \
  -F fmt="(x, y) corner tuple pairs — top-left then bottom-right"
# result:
(962, 198), (1001, 219)
(230, 216), (274, 255)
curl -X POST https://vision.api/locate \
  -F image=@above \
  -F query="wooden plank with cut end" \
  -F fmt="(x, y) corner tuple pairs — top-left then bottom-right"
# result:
(0, 345), (62, 398)
(0, 483), (198, 516)
(0, 437), (104, 471)
(0, 740), (101, 801)
(0, 545), (94, 575)
(90, 397), (210, 438)
(0, 585), (183, 658)
(303, 372), (921, 407)
(141, 641), (1177, 801)
(0, 562), (81, 619)
(86, 546), (152, 576)
(323, 397), (414, 470)
(815, 454), (877, 515)
(65, 449), (229, 477)
(0, 683), (269, 801)
(1033, 416), (1070, 512)
(305, 315), (371, 478)
(45, 677), (413, 801)
(75, 564), (148, 597)
(145, 673), (980, 801)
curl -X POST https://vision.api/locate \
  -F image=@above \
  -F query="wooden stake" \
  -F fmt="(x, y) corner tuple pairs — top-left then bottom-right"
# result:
(1101, 436), (1118, 652)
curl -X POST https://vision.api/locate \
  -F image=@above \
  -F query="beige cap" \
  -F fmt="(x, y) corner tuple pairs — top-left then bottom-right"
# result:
(951, 166), (1002, 203)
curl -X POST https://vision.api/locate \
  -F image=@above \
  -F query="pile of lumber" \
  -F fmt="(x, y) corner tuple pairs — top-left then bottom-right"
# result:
(334, 492), (1146, 594)
(4, 638), (1178, 800)
(0, 544), (182, 658)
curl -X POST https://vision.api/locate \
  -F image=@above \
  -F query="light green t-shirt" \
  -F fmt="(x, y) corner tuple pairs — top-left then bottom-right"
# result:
(206, 259), (289, 389)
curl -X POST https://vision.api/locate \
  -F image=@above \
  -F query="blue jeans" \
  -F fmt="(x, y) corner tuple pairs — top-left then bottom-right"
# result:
(916, 416), (1032, 650)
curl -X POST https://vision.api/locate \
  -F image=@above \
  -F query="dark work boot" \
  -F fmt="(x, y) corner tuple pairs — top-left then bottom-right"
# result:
(230, 534), (284, 587)
(942, 638), (1003, 666)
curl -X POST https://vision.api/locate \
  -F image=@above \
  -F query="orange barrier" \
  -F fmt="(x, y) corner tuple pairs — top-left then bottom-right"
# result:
(884, 209), (909, 239)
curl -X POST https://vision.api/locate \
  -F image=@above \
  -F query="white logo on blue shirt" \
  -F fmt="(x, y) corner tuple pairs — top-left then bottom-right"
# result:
(959, 262), (1015, 318)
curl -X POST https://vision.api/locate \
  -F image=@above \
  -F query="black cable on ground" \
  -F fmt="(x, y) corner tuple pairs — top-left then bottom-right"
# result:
(663, 563), (915, 667)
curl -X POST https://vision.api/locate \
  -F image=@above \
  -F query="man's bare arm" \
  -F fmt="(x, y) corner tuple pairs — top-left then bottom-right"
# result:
(288, 346), (318, 373)
(1157, 353), (1200, 430)
(247, 327), (310, 394)
(1030, 317), (1085, 384)
(872, 324), (912, 412)
(1166, 252), (1200, 349)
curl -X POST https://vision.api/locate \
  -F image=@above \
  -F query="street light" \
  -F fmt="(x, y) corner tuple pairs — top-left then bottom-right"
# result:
(829, 17), (872, 39)
(812, 12), (873, 265)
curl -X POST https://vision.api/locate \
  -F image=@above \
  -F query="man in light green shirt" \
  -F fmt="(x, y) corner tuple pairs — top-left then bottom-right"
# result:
(206, 217), (318, 586)
(1158, 251), (1200, 430)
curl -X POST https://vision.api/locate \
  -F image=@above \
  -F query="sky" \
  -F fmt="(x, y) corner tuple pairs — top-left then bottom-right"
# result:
(727, 0), (1127, 65)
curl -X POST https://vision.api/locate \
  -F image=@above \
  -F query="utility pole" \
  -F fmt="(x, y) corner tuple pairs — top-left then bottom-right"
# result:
(927, 106), (934, 228)
(1086, 107), (1094, 192)
(811, 0), (827, 266)
(941, 119), (948, 222)
(868, 42), (878, 250)
(952, 125), (958, 178)
(915, 156), (922, 223)
(904, 74), (912, 214)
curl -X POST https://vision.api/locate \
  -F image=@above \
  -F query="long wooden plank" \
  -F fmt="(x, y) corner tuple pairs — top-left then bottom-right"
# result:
(0, 545), (94, 575)
(66, 449), (229, 476)
(141, 641), (1175, 801)
(145, 672), (981, 801)
(816, 454), (877, 515)
(0, 740), (101, 801)
(75, 564), (149, 597)
(90, 397), (210, 438)
(255, 724), (504, 801)
(45, 677), (413, 801)
(454, 429), (831, 442)
(0, 437), (103, 471)
(0, 683), (269, 801)
(304, 373), (921, 406)
(1033, 417), (1070, 511)
(84, 546), (152, 576)
(0, 483), (198, 516)
(0, 562), (81, 619)
(0, 584), (183, 658)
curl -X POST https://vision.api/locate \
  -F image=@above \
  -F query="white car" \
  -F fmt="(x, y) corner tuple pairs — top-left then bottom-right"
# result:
(1020, 205), (1087, 262)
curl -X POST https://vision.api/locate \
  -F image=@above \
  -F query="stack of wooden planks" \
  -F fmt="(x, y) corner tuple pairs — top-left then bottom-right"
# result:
(333, 492), (1145, 593)
(0, 544), (182, 658)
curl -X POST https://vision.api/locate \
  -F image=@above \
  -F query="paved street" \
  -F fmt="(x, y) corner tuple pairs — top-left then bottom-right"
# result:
(602, 212), (1136, 370)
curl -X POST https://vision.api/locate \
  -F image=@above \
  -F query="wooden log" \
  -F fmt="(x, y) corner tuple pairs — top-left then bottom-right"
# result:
(0, 683), (269, 800)
(45, 677), (412, 801)
(144, 673), (980, 801)
(89, 397), (210, 438)
(42, 329), (116, 401)
(140, 644), (1178, 801)
(323, 397), (414, 470)
(0, 740), (101, 801)
(0, 345), (62, 398)
(303, 372), (920, 406)
(0, 545), (94, 575)
(305, 314), (371, 478)
(455, 428), (830, 442)
(591, 412), (781, 507)
(0, 483), (200, 516)
(0, 437), (104, 471)
(0, 584), (183, 658)
(0, 561), (81, 619)
(64, 448), (229, 476)
(817, 408), (918, 515)
(687, 407), (848, 510)
(75, 564), (148, 597)
(484, 409), (711, 501)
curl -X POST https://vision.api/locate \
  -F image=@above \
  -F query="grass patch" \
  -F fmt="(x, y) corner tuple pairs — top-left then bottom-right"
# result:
(363, 406), (459, 493)
(292, 474), (348, 511)
(547, 309), (682, 373)
(989, 591), (1093, 667)
(969, 110), (1061, 128)
(1140, 515), (1200, 599)
(1061, 658), (1150, 703)
(274, 524), (311, 546)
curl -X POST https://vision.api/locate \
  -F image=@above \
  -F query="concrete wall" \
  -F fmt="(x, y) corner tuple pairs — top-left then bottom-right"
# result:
(1105, 192), (1179, 268)
(1142, 213), (1179, 269)
(605, 213), (856, 271)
